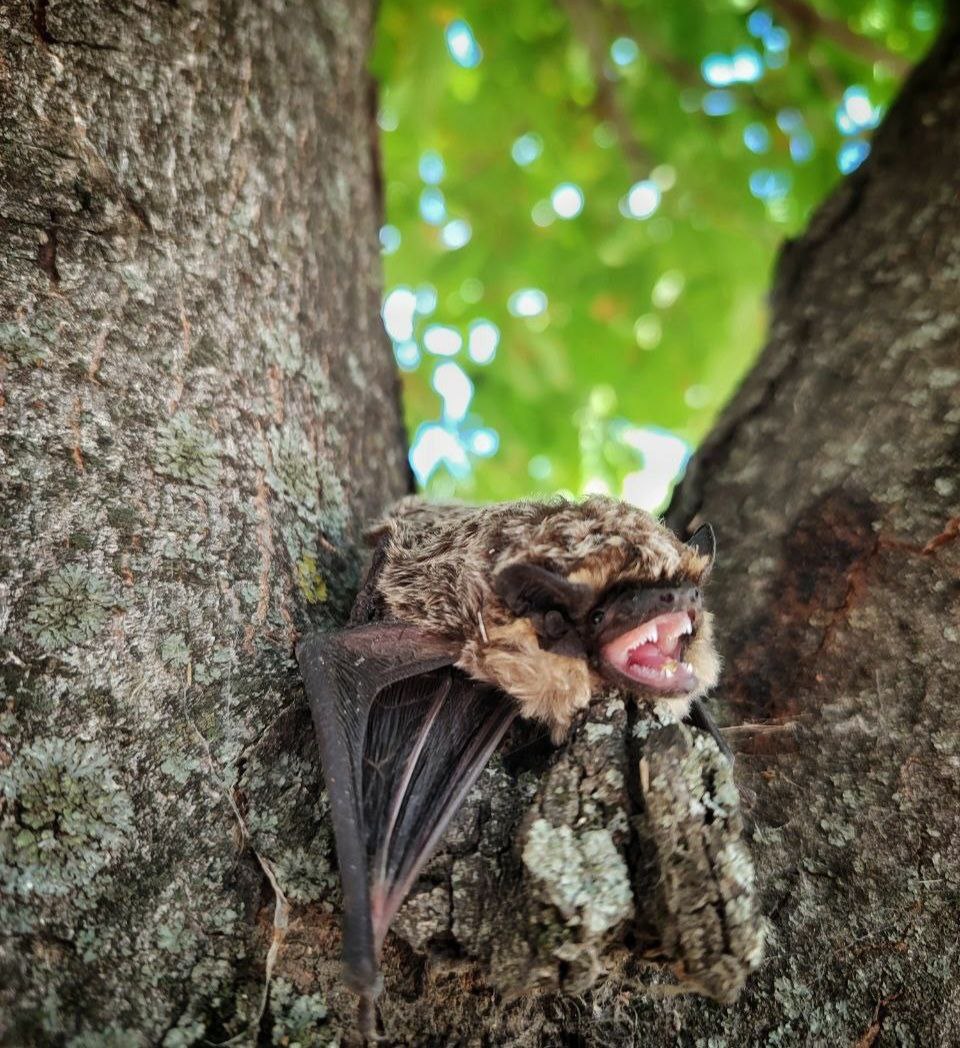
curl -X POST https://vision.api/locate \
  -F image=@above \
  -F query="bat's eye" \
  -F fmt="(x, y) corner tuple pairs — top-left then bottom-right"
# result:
(590, 609), (604, 627)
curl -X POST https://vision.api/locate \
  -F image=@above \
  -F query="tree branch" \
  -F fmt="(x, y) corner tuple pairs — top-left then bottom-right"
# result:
(769, 0), (910, 74)
(558, 0), (654, 181)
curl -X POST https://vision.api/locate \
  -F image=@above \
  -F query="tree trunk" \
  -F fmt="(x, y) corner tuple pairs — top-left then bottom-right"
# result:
(0, 2), (408, 1043)
(656, 16), (960, 1045)
(4, 3), (960, 1047)
(357, 16), (960, 1045)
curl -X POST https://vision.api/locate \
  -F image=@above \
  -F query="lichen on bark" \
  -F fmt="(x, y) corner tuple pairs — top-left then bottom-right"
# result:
(1, 1), (404, 1043)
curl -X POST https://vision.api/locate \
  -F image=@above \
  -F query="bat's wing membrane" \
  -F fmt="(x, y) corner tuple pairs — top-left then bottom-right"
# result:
(298, 625), (517, 1010)
(363, 667), (517, 951)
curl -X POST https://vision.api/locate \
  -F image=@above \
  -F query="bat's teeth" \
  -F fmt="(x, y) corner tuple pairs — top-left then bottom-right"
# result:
(629, 624), (656, 651)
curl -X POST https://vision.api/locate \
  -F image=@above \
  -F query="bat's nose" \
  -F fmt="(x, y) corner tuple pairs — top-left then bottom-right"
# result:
(592, 582), (705, 645)
(617, 583), (703, 627)
(655, 584), (701, 609)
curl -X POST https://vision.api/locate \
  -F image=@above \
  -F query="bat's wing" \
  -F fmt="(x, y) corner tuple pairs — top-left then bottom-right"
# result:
(298, 625), (517, 1018)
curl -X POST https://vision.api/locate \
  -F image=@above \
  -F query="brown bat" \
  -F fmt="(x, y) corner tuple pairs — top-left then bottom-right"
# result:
(297, 495), (724, 1034)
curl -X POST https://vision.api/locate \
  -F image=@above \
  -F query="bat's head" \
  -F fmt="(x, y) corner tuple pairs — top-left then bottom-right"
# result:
(490, 504), (719, 722)
(580, 522), (717, 702)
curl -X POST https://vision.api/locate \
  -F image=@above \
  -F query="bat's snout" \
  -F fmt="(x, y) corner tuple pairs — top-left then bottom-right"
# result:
(595, 583), (702, 638)
(593, 584), (705, 696)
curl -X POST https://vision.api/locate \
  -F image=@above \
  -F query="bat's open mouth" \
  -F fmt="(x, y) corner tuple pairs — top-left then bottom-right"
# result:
(600, 610), (696, 693)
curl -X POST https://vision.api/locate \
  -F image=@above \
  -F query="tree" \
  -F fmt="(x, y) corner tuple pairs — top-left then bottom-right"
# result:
(2, 3), (959, 1048)
(1, 1), (407, 1042)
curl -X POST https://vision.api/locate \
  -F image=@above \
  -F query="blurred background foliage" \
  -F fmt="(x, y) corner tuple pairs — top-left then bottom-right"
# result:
(371, 0), (940, 510)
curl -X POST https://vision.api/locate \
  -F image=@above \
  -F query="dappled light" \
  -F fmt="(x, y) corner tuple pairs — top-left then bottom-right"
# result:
(373, 1), (940, 508)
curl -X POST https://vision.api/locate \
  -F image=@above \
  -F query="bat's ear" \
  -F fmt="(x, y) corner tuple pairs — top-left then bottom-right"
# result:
(686, 523), (716, 576)
(493, 562), (592, 618)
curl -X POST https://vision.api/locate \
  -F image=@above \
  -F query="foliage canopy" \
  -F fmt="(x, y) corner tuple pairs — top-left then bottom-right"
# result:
(373, 0), (938, 508)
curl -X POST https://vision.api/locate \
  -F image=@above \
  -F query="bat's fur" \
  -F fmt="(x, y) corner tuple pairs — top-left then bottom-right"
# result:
(365, 496), (720, 740)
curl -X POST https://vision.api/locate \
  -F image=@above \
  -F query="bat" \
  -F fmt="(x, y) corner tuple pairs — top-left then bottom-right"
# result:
(297, 495), (725, 1035)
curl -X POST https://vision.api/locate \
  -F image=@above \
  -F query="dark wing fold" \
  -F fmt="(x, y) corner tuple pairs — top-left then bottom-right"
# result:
(364, 667), (517, 952)
(298, 625), (516, 1010)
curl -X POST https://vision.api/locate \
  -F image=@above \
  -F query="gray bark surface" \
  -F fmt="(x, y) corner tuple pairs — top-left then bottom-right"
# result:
(2, 2), (959, 1047)
(0, 1), (408, 1043)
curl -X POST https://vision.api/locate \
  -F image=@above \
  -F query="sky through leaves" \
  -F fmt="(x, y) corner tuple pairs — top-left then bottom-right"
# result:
(373, 0), (940, 509)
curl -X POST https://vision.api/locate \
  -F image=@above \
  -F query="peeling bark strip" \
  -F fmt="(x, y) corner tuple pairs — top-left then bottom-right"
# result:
(0, 1), (407, 1043)
(635, 723), (764, 1002)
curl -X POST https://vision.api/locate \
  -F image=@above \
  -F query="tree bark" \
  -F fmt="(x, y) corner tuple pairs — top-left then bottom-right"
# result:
(3, 3), (960, 1047)
(0, 1), (408, 1043)
(656, 15), (960, 1045)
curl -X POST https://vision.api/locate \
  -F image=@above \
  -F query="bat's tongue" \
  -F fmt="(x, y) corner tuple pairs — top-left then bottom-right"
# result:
(602, 611), (695, 691)
(627, 639), (678, 670)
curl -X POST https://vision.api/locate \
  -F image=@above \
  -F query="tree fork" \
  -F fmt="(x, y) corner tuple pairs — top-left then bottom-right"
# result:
(2, 2), (960, 1046)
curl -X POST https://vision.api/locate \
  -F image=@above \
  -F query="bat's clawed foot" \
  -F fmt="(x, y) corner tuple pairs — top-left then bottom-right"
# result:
(685, 697), (734, 763)
(357, 993), (384, 1043)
